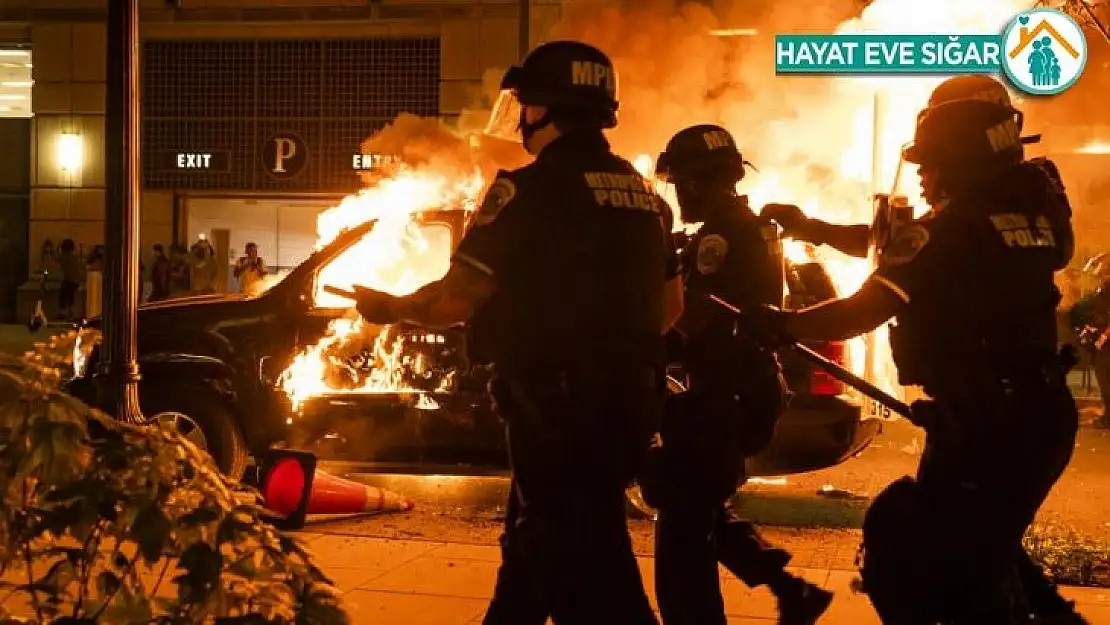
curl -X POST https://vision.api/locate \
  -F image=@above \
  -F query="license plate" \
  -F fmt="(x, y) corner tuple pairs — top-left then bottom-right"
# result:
(864, 396), (895, 420)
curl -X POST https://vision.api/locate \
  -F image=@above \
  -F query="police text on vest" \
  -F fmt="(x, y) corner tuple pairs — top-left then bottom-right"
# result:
(584, 172), (661, 214)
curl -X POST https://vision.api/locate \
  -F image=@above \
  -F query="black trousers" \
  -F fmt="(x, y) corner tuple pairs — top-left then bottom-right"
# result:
(643, 387), (788, 625)
(481, 371), (659, 625)
(909, 379), (1078, 623)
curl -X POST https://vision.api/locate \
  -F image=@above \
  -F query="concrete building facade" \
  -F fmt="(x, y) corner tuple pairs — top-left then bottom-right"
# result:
(0, 0), (571, 321)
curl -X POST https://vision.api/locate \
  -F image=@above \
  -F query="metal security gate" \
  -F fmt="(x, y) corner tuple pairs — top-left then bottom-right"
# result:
(141, 38), (440, 192)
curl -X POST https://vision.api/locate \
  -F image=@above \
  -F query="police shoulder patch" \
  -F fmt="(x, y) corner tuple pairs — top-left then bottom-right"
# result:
(474, 175), (517, 226)
(696, 234), (729, 275)
(882, 224), (930, 267)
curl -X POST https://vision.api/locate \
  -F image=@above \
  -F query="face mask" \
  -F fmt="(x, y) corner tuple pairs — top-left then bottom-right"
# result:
(485, 90), (552, 155)
(918, 168), (943, 207)
(675, 178), (708, 224)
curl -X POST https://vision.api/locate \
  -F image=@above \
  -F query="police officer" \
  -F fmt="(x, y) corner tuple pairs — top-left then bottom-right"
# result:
(761, 74), (1081, 624)
(349, 40), (682, 624)
(741, 98), (1082, 624)
(642, 124), (832, 625)
(762, 75), (1070, 264)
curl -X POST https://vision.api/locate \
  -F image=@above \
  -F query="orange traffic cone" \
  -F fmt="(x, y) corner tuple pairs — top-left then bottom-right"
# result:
(262, 458), (414, 517)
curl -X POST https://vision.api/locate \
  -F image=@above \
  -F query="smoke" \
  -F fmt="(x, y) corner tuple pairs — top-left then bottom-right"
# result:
(549, 0), (857, 156)
(359, 113), (529, 186)
(544, 0), (896, 222)
(547, 0), (1042, 223)
(355, 0), (1109, 232)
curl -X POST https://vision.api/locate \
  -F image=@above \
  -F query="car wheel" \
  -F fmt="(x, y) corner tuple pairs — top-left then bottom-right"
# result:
(142, 387), (249, 480)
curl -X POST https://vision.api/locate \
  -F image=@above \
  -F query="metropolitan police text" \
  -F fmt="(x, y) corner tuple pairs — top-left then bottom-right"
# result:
(584, 172), (664, 213)
(776, 37), (1001, 68)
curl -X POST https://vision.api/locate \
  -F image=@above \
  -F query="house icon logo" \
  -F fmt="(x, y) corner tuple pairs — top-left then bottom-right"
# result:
(1001, 8), (1087, 96)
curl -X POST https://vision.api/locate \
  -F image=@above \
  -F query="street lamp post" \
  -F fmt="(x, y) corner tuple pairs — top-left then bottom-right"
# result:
(98, 0), (145, 425)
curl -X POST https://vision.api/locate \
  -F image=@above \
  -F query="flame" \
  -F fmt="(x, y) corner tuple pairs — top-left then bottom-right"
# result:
(626, 0), (1032, 399)
(1077, 139), (1110, 154)
(279, 168), (483, 411)
(279, 0), (1035, 411)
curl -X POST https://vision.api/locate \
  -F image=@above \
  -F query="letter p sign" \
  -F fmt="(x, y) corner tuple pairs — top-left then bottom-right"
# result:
(273, 138), (296, 173)
(262, 132), (308, 179)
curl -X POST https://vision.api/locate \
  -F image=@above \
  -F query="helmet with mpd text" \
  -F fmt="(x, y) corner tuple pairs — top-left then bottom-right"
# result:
(923, 75), (1040, 145)
(500, 40), (619, 128)
(928, 75), (1013, 108)
(655, 124), (753, 184)
(903, 98), (1025, 179)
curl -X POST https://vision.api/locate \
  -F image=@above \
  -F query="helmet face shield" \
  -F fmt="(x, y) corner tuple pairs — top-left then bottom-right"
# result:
(654, 151), (673, 183)
(484, 89), (525, 144)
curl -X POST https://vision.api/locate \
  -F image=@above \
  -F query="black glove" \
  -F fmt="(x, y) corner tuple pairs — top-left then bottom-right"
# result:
(352, 286), (400, 325)
(761, 203), (810, 237)
(742, 304), (796, 348)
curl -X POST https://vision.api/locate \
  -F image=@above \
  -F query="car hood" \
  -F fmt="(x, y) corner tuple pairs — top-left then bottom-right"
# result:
(139, 293), (249, 310)
(82, 292), (271, 332)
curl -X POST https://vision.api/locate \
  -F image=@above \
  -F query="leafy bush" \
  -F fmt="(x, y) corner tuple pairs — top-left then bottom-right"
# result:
(0, 331), (349, 624)
(1024, 523), (1110, 588)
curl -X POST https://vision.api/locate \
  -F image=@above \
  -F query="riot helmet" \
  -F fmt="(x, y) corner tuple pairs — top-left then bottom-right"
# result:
(485, 40), (619, 153)
(927, 75), (1014, 108)
(655, 124), (754, 223)
(921, 75), (1040, 144)
(902, 98), (1025, 205)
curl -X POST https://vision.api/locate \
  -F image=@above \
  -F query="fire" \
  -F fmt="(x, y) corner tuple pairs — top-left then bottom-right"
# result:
(632, 152), (886, 388)
(627, 0), (1033, 399)
(279, 168), (483, 411)
(278, 0), (1036, 412)
(1077, 139), (1110, 154)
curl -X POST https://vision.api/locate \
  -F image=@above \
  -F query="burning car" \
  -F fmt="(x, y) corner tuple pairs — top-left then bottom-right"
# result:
(65, 203), (879, 483)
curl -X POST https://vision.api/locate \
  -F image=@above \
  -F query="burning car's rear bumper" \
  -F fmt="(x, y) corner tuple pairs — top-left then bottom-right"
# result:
(746, 394), (874, 477)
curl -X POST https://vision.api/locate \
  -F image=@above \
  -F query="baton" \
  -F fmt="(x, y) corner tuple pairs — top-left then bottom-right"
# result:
(323, 284), (381, 301)
(323, 285), (358, 300)
(708, 294), (913, 419)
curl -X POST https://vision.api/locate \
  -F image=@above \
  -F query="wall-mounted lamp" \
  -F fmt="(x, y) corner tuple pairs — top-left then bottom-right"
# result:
(57, 133), (83, 172)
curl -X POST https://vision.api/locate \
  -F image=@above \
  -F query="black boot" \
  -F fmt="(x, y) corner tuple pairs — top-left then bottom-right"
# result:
(1018, 552), (1088, 624)
(768, 574), (833, 625)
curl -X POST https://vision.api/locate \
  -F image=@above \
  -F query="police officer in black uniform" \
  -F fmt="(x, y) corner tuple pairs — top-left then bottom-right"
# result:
(641, 124), (833, 625)
(762, 74), (1082, 625)
(741, 98), (1081, 624)
(762, 75), (1072, 265)
(348, 40), (683, 625)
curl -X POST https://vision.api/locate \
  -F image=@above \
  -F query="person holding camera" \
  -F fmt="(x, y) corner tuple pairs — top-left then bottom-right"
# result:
(234, 242), (268, 293)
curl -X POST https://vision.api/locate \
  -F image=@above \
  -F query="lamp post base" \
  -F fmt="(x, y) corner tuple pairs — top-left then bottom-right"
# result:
(95, 363), (145, 425)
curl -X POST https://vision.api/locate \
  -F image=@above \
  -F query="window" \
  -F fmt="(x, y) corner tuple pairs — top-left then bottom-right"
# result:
(142, 38), (441, 191)
(0, 45), (32, 119)
(313, 222), (453, 309)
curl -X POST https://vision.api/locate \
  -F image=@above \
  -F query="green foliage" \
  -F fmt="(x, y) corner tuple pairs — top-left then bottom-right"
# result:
(1024, 523), (1110, 588)
(0, 331), (349, 624)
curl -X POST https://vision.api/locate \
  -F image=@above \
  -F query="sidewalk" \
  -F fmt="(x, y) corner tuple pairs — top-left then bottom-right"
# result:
(0, 323), (71, 358)
(294, 533), (1110, 625)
